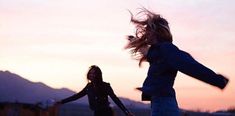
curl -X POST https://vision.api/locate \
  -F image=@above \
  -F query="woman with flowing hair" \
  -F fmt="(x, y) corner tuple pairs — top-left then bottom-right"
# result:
(56, 65), (133, 116)
(124, 8), (229, 116)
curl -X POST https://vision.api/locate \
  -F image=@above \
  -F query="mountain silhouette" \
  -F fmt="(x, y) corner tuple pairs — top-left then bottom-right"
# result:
(0, 70), (148, 108)
(0, 70), (76, 103)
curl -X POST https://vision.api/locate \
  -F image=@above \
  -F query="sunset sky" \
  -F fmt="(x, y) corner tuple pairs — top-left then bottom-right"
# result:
(1, 0), (235, 111)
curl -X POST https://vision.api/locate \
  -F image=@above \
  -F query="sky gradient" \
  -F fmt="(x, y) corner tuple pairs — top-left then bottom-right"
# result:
(1, 0), (235, 111)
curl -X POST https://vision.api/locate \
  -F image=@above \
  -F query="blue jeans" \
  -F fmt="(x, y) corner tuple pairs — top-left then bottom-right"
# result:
(151, 96), (180, 116)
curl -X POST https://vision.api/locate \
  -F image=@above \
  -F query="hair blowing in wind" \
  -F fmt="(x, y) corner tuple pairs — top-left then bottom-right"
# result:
(125, 8), (172, 66)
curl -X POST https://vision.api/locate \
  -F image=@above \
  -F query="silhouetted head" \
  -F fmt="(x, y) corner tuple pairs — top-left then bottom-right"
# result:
(125, 8), (172, 66)
(128, 8), (172, 44)
(87, 65), (103, 84)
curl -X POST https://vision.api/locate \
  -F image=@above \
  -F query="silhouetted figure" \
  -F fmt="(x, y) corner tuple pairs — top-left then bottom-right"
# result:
(57, 65), (133, 116)
(125, 8), (229, 116)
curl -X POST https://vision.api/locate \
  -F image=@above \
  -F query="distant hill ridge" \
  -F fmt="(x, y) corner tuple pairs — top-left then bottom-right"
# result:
(0, 70), (148, 108)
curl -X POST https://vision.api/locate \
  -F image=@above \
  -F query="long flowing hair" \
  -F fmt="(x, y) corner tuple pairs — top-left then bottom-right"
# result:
(125, 8), (173, 66)
(87, 65), (106, 96)
(87, 65), (103, 84)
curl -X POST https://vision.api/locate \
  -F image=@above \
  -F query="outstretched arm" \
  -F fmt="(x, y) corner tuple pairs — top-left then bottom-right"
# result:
(106, 84), (133, 116)
(160, 43), (229, 89)
(59, 84), (88, 104)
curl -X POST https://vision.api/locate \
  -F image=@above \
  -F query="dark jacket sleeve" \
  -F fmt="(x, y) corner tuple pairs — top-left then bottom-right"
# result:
(160, 42), (228, 89)
(106, 83), (130, 115)
(60, 84), (88, 104)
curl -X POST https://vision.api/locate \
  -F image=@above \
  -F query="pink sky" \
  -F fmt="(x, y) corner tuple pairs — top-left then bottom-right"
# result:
(1, 0), (235, 112)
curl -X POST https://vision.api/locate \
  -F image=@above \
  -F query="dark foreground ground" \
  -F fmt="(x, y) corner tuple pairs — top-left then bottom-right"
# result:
(1, 102), (234, 116)
(59, 104), (235, 116)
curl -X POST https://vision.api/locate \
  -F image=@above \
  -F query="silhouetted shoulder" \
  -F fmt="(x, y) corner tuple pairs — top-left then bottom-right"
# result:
(103, 82), (113, 93)
(86, 83), (92, 86)
(159, 42), (179, 52)
(86, 83), (93, 89)
(103, 82), (111, 87)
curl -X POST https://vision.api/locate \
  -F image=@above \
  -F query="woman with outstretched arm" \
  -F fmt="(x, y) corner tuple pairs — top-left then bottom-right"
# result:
(56, 65), (134, 116)
(124, 8), (229, 116)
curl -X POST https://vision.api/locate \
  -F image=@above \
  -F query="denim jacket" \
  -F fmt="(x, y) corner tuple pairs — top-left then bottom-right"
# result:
(142, 42), (228, 100)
